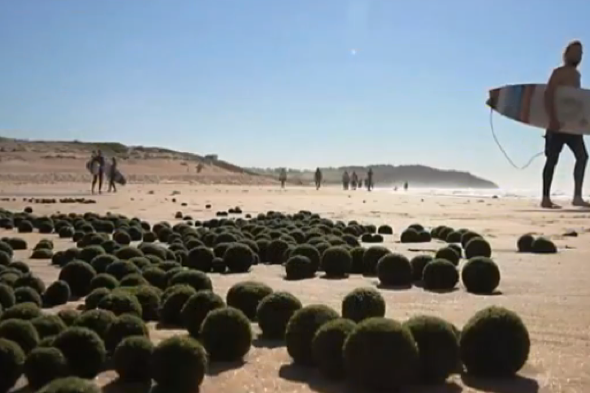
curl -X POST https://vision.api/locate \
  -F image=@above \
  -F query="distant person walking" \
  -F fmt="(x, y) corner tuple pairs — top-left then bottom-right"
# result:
(366, 168), (374, 191)
(404, 181), (408, 191)
(91, 150), (105, 194)
(315, 168), (323, 190)
(279, 168), (287, 188)
(108, 157), (118, 193)
(342, 171), (350, 190)
(351, 171), (358, 190)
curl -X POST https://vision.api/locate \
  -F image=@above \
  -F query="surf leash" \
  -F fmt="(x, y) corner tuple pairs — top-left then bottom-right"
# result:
(489, 108), (544, 170)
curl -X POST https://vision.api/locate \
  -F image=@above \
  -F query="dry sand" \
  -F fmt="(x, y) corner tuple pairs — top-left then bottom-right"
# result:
(3, 183), (590, 393)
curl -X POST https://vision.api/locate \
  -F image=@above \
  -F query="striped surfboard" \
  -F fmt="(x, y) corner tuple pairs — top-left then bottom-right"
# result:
(486, 83), (590, 135)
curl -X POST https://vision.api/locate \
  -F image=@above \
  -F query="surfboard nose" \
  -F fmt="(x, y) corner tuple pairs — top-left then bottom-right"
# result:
(487, 88), (500, 109)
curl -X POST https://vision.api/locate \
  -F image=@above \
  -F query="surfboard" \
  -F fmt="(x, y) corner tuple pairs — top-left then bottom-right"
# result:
(85, 159), (127, 185)
(487, 84), (590, 135)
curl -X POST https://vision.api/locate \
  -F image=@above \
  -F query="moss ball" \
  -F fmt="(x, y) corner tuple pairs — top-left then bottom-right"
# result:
(168, 270), (212, 293)
(285, 255), (313, 280)
(31, 248), (53, 259)
(465, 237), (492, 259)
(290, 245), (321, 274)
(56, 309), (79, 327)
(24, 347), (68, 390)
(53, 327), (106, 378)
(222, 243), (255, 273)
(0, 338), (25, 393)
(73, 309), (116, 340)
(85, 288), (111, 310)
(226, 281), (273, 321)
(531, 237), (557, 254)
(43, 281), (71, 307)
(113, 230), (131, 245)
(185, 246), (215, 272)
(461, 257), (501, 294)
(517, 234), (535, 252)
(105, 313), (148, 352)
(410, 254), (433, 282)
(152, 335), (207, 392)
(0, 251), (10, 267)
(422, 259), (459, 291)
(0, 319), (39, 353)
(0, 302), (42, 321)
(181, 290), (225, 338)
(130, 285), (162, 321)
(312, 318), (356, 380)
(105, 261), (141, 281)
(142, 267), (167, 290)
(58, 226), (75, 239)
(159, 285), (196, 326)
(0, 242), (13, 258)
(14, 274), (45, 294)
(341, 287), (386, 323)
(266, 239), (290, 265)
(89, 273), (119, 291)
(113, 336), (153, 382)
(362, 246), (391, 276)
(15, 287), (42, 307)
(404, 315), (460, 383)
(343, 317), (419, 391)
(320, 246), (352, 278)
(114, 246), (144, 261)
(434, 247), (460, 266)
(256, 291), (302, 339)
(0, 284), (15, 310)
(97, 291), (142, 318)
(400, 228), (420, 243)
(58, 261), (96, 297)
(349, 247), (365, 274)
(377, 225), (393, 235)
(31, 315), (66, 339)
(9, 261), (29, 274)
(376, 253), (412, 287)
(460, 306), (530, 377)
(89, 254), (118, 274)
(200, 307), (252, 361)
(37, 376), (100, 393)
(285, 304), (340, 366)
(79, 246), (105, 264)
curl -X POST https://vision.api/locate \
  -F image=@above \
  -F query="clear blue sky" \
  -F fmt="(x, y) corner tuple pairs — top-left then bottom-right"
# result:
(0, 0), (588, 190)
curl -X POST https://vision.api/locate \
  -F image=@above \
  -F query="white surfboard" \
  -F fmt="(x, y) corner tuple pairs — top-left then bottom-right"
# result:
(487, 83), (590, 135)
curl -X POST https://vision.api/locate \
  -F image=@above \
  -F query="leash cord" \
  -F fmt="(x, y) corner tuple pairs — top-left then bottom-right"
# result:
(489, 108), (544, 170)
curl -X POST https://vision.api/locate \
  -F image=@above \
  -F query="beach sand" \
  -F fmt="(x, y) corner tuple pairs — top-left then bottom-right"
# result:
(2, 182), (590, 393)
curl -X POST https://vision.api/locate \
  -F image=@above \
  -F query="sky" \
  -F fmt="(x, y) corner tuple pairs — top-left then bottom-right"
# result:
(0, 0), (589, 191)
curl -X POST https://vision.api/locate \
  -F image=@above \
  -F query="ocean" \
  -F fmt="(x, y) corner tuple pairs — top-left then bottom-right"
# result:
(375, 187), (571, 200)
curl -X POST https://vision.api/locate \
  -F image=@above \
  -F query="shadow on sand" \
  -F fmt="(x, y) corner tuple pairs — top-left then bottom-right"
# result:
(102, 379), (152, 393)
(279, 363), (465, 393)
(461, 374), (540, 393)
(207, 359), (246, 376)
(252, 335), (284, 349)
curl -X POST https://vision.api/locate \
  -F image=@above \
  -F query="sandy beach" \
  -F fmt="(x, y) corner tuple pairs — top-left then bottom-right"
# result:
(1, 182), (589, 393)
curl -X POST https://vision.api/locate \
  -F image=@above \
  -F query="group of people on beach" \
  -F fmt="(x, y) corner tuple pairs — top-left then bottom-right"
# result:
(89, 150), (118, 195)
(278, 167), (377, 191)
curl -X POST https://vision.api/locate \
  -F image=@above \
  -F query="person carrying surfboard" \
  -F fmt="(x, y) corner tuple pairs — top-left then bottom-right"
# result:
(543, 40), (590, 208)
(108, 157), (118, 193)
(91, 150), (105, 194)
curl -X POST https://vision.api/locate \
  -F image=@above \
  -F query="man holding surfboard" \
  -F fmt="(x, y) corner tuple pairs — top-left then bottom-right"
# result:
(543, 41), (590, 208)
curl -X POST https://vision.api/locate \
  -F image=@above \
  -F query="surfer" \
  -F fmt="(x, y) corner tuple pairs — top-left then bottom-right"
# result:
(108, 157), (118, 193)
(315, 168), (323, 190)
(366, 168), (373, 191)
(91, 150), (105, 194)
(543, 40), (590, 208)
(279, 168), (287, 188)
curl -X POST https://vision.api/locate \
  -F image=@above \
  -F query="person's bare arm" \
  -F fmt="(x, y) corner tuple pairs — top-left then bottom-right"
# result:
(544, 69), (561, 122)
